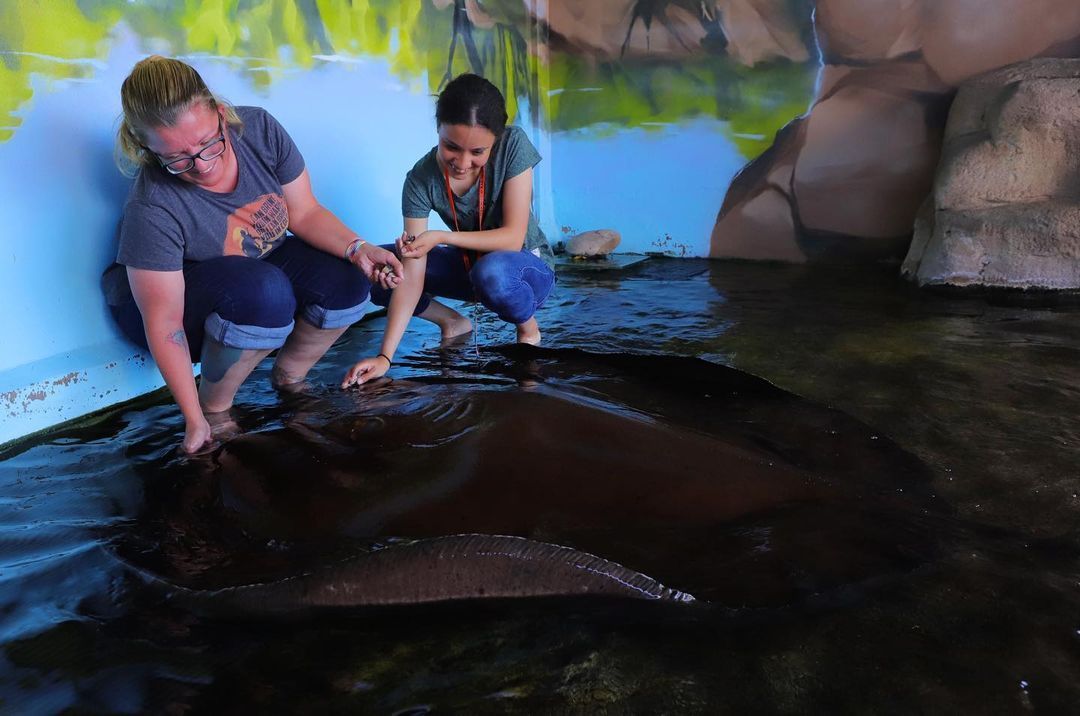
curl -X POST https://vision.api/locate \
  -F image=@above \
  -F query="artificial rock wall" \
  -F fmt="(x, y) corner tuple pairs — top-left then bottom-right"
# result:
(902, 59), (1080, 290)
(711, 0), (1080, 264)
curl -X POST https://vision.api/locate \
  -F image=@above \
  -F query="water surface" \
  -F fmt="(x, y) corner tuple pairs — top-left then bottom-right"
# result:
(2, 259), (1078, 713)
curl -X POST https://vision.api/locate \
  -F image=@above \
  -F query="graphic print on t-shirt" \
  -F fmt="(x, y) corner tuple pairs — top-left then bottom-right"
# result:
(224, 193), (289, 258)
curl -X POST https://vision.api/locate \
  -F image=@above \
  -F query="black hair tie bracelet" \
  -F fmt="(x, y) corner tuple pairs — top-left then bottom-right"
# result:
(377, 353), (392, 368)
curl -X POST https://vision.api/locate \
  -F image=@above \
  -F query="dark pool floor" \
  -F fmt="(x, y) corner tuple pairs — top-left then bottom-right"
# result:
(1, 258), (1078, 713)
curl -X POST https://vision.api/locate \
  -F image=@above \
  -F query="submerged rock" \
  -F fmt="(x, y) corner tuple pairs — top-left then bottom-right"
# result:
(903, 59), (1080, 289)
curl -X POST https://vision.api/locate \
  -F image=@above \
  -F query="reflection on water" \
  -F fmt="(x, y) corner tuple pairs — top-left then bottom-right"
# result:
(2, 259), (1079, 712)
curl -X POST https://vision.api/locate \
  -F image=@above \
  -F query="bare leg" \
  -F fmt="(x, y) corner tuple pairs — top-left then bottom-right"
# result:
(205, 407), (242, 442)
(417, 299), (473, 341)
(516, 317), (541, 345)
(272, 318), (349, 389)
(198, 337), (272, 413)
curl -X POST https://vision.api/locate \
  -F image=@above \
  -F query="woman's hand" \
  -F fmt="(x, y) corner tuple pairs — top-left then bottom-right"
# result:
(394, 231), (411, 256)
(182, 414), (213, 454)
(352, 242), (404, 289)
(341, 355), (391, 388)
(399, 230), (445, 259)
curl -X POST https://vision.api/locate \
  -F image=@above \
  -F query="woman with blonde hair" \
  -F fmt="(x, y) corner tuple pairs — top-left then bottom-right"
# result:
(104, 55), (403, 453)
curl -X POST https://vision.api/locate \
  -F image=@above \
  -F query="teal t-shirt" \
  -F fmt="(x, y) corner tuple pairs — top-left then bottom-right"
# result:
(402, 125), (554, 268)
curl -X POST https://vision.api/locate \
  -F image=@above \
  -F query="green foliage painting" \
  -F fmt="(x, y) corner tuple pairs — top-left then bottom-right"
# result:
(1, 0), (817, 157)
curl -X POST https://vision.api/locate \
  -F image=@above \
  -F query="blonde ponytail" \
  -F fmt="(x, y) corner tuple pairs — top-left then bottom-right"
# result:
(115, 56), (242, 176)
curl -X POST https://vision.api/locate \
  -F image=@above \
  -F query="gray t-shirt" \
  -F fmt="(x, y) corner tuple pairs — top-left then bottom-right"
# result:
(115, 105), (305, 271)
(402, 125), (554, 268)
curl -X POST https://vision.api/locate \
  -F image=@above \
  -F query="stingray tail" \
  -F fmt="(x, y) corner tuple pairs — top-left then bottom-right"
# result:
(107, 534), (695, 615)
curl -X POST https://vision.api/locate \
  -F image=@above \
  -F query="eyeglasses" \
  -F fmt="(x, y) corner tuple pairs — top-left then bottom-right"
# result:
(151, 118), (227, 175)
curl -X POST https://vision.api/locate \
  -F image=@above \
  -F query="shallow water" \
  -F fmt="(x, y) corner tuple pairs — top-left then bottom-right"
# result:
(2, 259), (1079, 713)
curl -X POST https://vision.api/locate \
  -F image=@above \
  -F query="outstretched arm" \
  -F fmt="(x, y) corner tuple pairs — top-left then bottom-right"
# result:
(342, 217), (429, 387)
(127, 267), (211, 453)
(282, 168), (403, 288)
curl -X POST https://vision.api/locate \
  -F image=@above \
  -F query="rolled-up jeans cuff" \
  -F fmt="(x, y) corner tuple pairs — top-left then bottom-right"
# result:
(302, 299), (370, 330)
(204, 312), (293, 350)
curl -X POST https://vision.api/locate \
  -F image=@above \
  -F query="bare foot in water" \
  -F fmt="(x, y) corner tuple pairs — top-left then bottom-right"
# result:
(271, 365), (312, 395)
(441, 314), (473, 342)
(418, 300), (473, 342)
(205, 409), (242, 444)
(516, 318), (541, 345)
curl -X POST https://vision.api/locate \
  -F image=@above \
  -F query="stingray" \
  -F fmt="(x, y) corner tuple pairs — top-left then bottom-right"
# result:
(117, 347), (946, 614)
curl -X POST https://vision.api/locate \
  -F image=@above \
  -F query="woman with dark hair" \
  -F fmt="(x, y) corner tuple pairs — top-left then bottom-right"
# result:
(343, 73), (556, 387)
(105, 56), (403, 452)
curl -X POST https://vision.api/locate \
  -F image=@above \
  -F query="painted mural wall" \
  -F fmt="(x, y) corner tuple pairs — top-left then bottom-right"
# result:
(0, 0), (820, 444)
(0, 0), (544, 444)
(2, 1), (1078, 443)
(538, 0), (817, 256)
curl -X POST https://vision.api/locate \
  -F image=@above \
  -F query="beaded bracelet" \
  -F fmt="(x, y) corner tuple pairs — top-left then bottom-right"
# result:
(344, 237), (366, 261)
(376, 353), (392, 368)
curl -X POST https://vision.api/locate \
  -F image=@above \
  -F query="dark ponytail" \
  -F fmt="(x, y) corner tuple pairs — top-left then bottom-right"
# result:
(435, 73), (507, 138)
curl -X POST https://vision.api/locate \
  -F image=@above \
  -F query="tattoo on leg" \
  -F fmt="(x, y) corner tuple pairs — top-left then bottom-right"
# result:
(271, 364), (303, 387)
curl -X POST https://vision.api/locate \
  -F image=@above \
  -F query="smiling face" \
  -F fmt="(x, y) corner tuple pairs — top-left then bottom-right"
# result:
(142, 101), (235, 191)
(437, 123), (497, 181)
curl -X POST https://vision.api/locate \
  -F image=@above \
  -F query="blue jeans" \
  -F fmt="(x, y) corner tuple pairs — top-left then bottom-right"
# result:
(370, 246), (555, 324)
(109, 237), (371, 360)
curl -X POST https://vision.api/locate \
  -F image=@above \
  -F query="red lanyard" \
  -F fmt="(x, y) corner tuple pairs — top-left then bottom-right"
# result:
(443, 163), (485, 232)
(442, 163), (484, 271)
